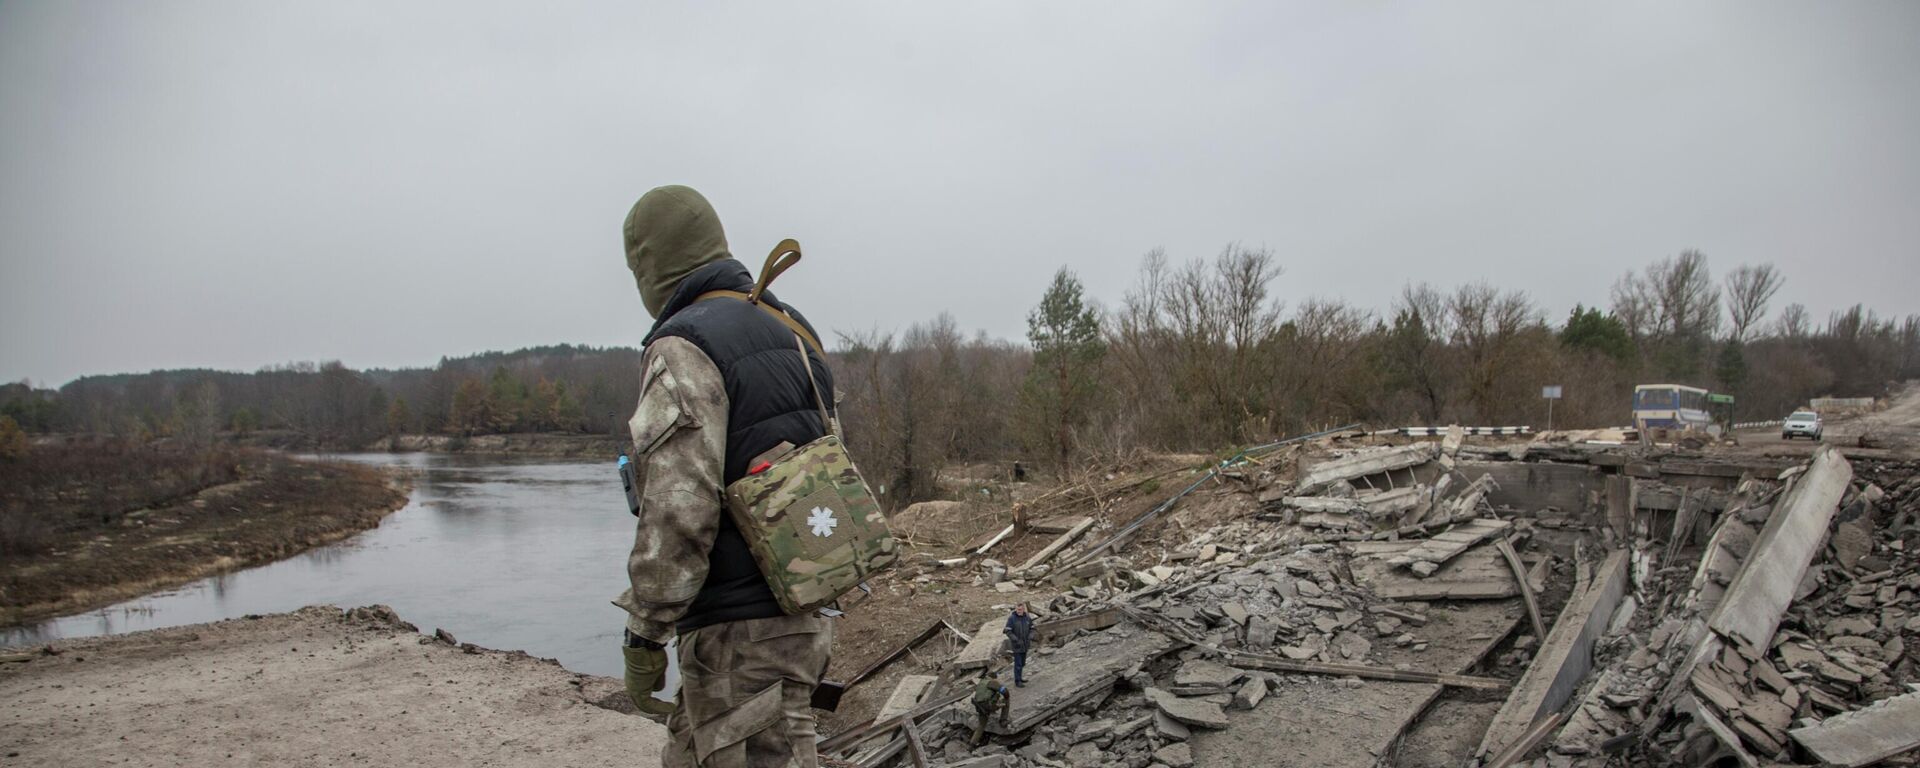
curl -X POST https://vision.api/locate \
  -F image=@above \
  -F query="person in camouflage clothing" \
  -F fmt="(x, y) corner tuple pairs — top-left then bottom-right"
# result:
(613, 185), (836, 767)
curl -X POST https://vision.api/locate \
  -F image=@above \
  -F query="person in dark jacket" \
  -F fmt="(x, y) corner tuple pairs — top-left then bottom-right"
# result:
(613, 185), (835, 767)
(1004, 602), (1034, 687)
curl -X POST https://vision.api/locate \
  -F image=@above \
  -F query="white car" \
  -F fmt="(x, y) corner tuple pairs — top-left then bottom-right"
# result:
(1782, 411), (1823, 441)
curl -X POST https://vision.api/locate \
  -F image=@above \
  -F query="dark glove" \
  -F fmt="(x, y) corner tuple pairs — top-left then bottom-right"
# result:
(623, 644), (676, 717)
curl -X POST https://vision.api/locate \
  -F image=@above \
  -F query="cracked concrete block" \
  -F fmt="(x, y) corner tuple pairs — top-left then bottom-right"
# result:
(1151, 742), (1194, 768)
(1154, 709), (1191, 742)
(1172, 659), (1244, 689)
(1230, 677), (1266, 710)
(1148, 689), (1230, 730)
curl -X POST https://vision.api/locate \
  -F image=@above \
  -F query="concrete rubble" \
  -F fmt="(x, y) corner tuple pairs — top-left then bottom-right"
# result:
(824, 432), (1920, 768)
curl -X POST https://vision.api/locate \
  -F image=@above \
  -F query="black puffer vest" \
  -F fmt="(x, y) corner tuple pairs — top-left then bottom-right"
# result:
(643, 258), (835, 633)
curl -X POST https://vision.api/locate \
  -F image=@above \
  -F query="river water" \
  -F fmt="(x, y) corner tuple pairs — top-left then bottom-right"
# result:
(0, 452), (675, 690)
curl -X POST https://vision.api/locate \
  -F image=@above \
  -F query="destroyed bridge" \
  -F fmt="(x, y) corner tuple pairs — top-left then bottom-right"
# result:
(816, 428), (1920, 768)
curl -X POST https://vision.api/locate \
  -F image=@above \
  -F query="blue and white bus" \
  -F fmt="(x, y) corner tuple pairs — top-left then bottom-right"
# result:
(1632, 384), (1713, 434)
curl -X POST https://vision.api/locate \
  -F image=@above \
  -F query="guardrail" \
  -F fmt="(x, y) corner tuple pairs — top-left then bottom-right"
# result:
(1733, 420), (1783, 430)
(1374, 426), (1533, 437)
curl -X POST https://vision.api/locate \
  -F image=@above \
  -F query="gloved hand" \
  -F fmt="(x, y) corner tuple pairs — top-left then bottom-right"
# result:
(623, 644), (676, 717)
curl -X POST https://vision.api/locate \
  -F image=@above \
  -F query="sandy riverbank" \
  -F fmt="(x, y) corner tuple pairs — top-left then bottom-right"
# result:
(0, 604), (666, 766)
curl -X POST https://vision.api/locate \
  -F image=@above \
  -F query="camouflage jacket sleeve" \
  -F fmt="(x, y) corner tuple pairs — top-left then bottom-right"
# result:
(611, 335), (729, 644)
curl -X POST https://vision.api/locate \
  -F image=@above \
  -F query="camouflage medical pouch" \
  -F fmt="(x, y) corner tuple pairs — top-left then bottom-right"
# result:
(707, 239), (897, 614)
(722, 431), (896, 614)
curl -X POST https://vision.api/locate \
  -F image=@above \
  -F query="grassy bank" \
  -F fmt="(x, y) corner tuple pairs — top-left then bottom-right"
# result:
(0, 443), (410, 626)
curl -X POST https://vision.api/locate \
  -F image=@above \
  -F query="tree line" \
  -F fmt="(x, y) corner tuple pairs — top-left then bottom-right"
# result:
(3, 248), (1915, 508)
(1, 345), (641, 449)
(835, 247), (1915, 504)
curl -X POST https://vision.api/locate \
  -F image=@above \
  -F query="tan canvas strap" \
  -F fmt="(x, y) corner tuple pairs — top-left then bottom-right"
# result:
(693, 289), (826, 359)
(748, 239), (803, 305)
(794, 333), (835, 436)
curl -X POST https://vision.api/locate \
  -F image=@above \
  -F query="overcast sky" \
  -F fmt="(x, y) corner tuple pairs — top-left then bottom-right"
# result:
(3, 2), (1917, 386)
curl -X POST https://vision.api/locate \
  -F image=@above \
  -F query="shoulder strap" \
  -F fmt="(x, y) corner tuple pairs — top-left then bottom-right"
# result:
(749, 239), (802, 305)
(694, 289), (826, 359)
(692, 238), (825, 358)
(792, 332), (836, 436)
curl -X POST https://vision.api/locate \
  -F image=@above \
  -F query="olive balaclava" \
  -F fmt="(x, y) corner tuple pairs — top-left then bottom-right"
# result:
(623, 185), (733, 318)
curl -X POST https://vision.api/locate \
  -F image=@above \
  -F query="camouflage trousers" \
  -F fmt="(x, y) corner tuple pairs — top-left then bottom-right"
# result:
(662, 613), (833, 768)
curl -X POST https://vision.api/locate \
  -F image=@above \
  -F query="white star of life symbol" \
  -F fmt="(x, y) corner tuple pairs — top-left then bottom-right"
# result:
(807, 506), (838, 538)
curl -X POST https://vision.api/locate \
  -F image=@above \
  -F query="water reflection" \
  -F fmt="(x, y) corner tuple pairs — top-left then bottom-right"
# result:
(0, 452), (676, 693)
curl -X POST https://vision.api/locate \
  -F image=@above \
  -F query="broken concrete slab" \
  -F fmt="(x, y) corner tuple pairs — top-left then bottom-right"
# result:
(1477, 549), (1631, 761)
(1154, 709), (1190, 741)
(1350, 539), (1518, 600)
(1789, 689), (1920, 767)
(1147, 688), (1230, 730)
(1709, 447), (1852, 652)
(989, 625), (1174, 735)
(1035, 608), (1122, 644)
(1605, 474), (1635, 542)
(1070, 718), (1115, 743)
(1192, 600), (1521, 768)
(1390, 517), (1511, 574)
(931, 754), (1010, 768)
(875, 674), (937, 723)
(1172, 659), (1244, 689)
(1295, 443), (1437, 493)
(952, 617), (1008, 671)
(1152, 741), (1195, 768)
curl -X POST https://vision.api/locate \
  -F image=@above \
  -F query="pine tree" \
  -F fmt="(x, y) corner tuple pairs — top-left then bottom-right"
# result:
(1019, 268), (1105, 468)
(1560, 304), (1635, 363)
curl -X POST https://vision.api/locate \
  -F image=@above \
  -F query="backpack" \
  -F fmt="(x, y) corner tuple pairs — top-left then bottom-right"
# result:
(700, 240), (897, 614)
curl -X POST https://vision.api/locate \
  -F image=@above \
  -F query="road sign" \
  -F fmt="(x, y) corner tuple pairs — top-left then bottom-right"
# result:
(1542, 386), (1563, 400)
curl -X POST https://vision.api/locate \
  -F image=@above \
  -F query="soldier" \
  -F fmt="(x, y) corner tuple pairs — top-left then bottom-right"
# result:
(969, 671), (1011, 747)
(613, 185), (836, 767)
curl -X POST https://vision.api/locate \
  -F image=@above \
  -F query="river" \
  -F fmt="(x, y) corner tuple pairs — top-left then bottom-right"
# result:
(0, 452), (677, 691)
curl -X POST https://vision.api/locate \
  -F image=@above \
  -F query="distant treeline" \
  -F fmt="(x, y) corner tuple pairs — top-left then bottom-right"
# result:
(0, 345), (642, 449)
(2, 248), (1915, 507)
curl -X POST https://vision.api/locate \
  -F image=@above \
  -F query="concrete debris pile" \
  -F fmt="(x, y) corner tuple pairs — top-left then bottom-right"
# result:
(1507, 448), (1920, 768)
(821, 434), (1920, 768)
(1255, 430), (1502, 535)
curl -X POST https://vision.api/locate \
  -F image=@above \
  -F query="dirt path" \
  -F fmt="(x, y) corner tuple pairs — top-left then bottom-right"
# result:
(0, 605), (665, 767)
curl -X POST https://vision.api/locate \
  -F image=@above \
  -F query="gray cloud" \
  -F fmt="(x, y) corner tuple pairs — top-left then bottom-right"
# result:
(4, 1), (1917, 385)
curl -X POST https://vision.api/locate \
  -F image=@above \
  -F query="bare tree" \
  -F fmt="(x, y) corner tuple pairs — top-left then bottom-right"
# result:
(1725, 263), (1783, 342)
(1609, 273), (1654, 346)
(1776, 303), (1810, 339)
(1648, 250), (1721, 342)
(1449, 283), (1541, 423)
(173, 379), (222, 447)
